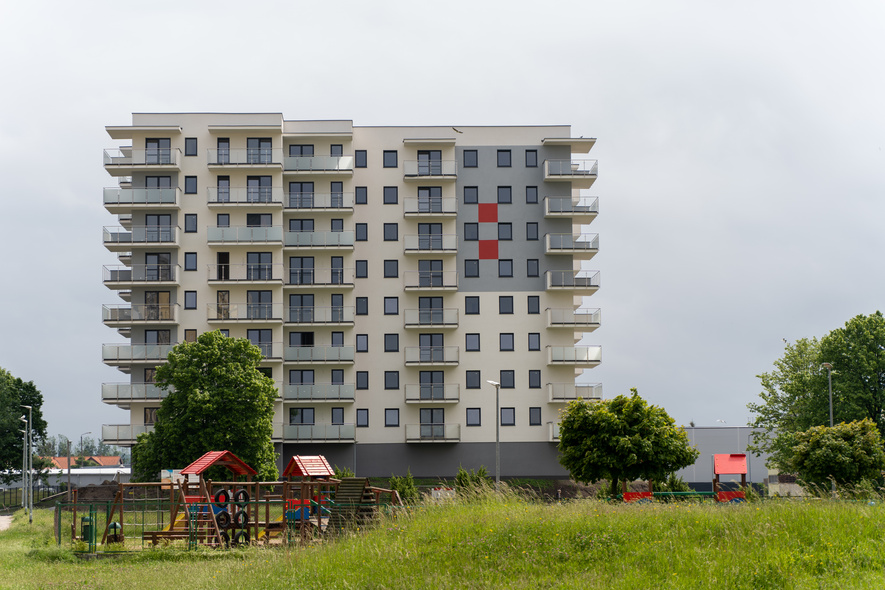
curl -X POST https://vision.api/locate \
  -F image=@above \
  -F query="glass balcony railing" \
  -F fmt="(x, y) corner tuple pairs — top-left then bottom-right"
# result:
(403, 234), (457, 253)
(284, 346), (355, 363)
(547, 345), (602, 365)
(547, 308), (601, 329)
(403, 196), (457, 216)
(208, 148), (283, 166)
(284, 231), (354, 248)
(276, 423), (355, 442)
(545, 270), (600, 291)
(207, 226), (283, 243)
(547, 383), (603, 402)
(285, 267), (354, 287)
(285, 192), (353, 209)
(102, 304), (179, 323)
(207, 263), (284, 282)
(283, 383), (355, 401)
(405, 423), (460, 442)
(404, 346), (459, 365)
(103, 226), (178, 246)
(206, 303), (284, 321)
(102, 344), (176, 362)
(544, 159), (598, 177)
(101, 382), (167, 402)
(102, 424), (153, 444)
(403, 271), (458, 290)
(404, 383), (460, 403)
(104, 149), (180, 167)
(103, 265), (178, 284)
(103, 187), (178, 207)
(403, 308), (458, 328)
(545, 233), (599, 254)
(284, 155), (354, 172)
(207, 187), (284, 205)
(286, 306), (354, 324)
(544, 196), (599, 217)
(403, 160), (457, 178)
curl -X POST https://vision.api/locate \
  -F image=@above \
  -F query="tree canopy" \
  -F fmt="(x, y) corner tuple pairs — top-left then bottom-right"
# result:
(785, 419), (885, 488)
(131, 331), (278, 481)
(0, 368), (48, 485)
(558, 389), (699, 496)
(749, 312), (885, 470)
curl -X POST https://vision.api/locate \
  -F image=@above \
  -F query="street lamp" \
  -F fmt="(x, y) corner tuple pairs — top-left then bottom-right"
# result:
(486, 380), (501, 488)
(19, 421), (27, 509)
(821, 363), (834, 427)
(79, 432), (92, 461)
(21, 405), (32, 524)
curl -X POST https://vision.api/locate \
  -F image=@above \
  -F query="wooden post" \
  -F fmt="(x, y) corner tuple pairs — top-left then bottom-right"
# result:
(648, 480), (653, 493)
(713, 474), (719, 494)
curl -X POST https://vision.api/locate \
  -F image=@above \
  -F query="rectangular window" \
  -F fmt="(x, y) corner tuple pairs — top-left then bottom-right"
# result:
(184, 329), (197, 342)
(356, 297), (368, 315)
(355, 186), (367, 204)
(289, 407), (315, 425)
(464, 259), (479, 277)
(355, 260), (368, 278)
(184, 138), (198, 157)
(383, 150), (398, 168)
(528, 333), (540, 351)
(498, 223), (512, 241)
(466, 408), (481, 426)
(527, 259), (539, 277)
(499, 296), (513, 314)
(463, 150), (477, 167)
(527, 296), (540, 314)
(526, 186), (538, 204)
(247, 137), (272, 164)
(384, 297), (399, 315)
(464, 186), (478, 204)
(465, 333), (480, 351)
(331, 407), (344, 425)
(465, 296), (479, 315)
(529, 370), (541, 389)
(331, 218), (344, 232)
(383, 186), (398, 204)
(290, 370), (315, 385)
(216, 213), (230, 228)
(330, 144), (343, 156)
(498, 259), (513, 277)
(384, 371), (399, 390)
(466, 370), (481, 389)
(356, 408), (369, 427)
(529, 407), (542, 426)
(383, 260), (398, 278)
(355, 150), (367, 168)
(384, 334), (399, 352)
(356, 371), (369, 389)
(184, 291), (197, 309)
(355, 223), (367, 241)
(184, 214), (197, 233)
(385, 409), (400, 427)
(525, 150), (538, 167)
(526, 222), (538, 240)
(497, 150), (511, 167)
(383, 223), (398, 241)
(500, 370), (515, 388)
(463, 222), (478, 241)
(497, 186), (512, 204)
(501, 407), (516, 426)
(184, 176), (197, 194)
(356, 334), (368, 352)
(500, 333), (514, 351)
(331, 331), (344, 347)
(184, 252), (197, 271)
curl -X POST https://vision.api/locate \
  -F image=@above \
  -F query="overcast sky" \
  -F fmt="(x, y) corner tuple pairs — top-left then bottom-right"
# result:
(1, 0), (883, 442)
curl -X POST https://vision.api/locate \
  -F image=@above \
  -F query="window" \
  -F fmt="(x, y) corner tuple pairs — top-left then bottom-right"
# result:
(355, 223), (367, 241)
(185, 138), (198, 157)
(144, 407), (159, 425)
(290, 370), (314, 385)
(466, 370), (481, 389)
(463, 150), (477, 167)
(464, 223), (478, 241)
(356, 409), (369, 427)
(525, 150), (538, 167)
(184, 252), (197, 271)
(465, 296), (479, 315)
(355, 260), (368, 278)
(384, 333), (399, 352)
(464, 186), (478, 204)
(464, 259), (479, 277)
(499, 296), (513, 314)
(498, 223), (512, 240)
(355, 150), (367, 168)
(526, 186), (538, 204)
(383, 260), (398, 278)
(216, 138), (230, 164)
(527, 296), (540, 314)
(500, 370), (515, 388)
(497, 186), (512, 204)
(356, 297), (368, 315)
(184, 214), (197, 233)
(384, 297), (398, 315)
(529, 370), (541, 389)
(383, 186), (398, 204)
(331, 331), (344, 347)
(145, 138), (171, 164)
(330, 368), (343, 385)
(384, 371), (399, 390)
(383, 223), (398, 241)
(184, 329), (197, 343)
(526, 223), (538, 240)
(500, 333), (514, 351)
(289, 407), (315, 425)
(184, 176), (197, 194)
(219, 329), (229, 337)
(529, 407), (542, 426)
(331, 218), (344, 232)
(331, 407), (344, 425)
(383, 150), (398, 168)
(498, 259), (513, 277)
(184, 291), (197, 309)
(247, 290), (272, 319)
(385, 409), (400, 427)
(501, 407), (515, 426)
(356, 334), (368, 352)
(466, 408), (481, 426)
(247, 213), (272, 227)
(247, 137), (272, 164)
(290, 144), (314, 157)
(497, 150), (511, 167)
(527, 259), (539, 277)
(216, 213), (230, 228)
(355, 186), (367, 204)
(330, 144), (343, 156)
(465, 333), (480, 351)
(528, 333), (540, 351)
(356, 371), (369, 390)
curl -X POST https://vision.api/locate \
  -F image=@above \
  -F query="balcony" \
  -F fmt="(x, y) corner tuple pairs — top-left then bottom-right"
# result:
(103, 149), (181, 175)
(544, 159), (598, 188)
(549, 422), (560, 442)
(545, 270), (600, 293)
(103, 187), (179, 211)
(207, 226), (283, 244)
(102, 344), (175, 366)
(207, 187), (284, 207)
(207, 148), (283, 167)
(103, 226), (178, 251)
(285, 267), (354, 288)
(207, 264), (284, 284)
(102, 382), (167, 404)
(253, 342), (284, 361)
(285, 192), (354, 211)
(403, 234), (457, 254)
(284, 346), (355, 364)
(102, 304), (179, 326)
(403, 308), (458, 329)
(544, 196), (598, 221)
(403, 160), (457, 180)
(103, 265), (179, 287)
(284, 230), (354, 249)
(404, 383), (460, 403)
(102, 424), (153, 446)
(404, 346), (459, 366)
(286, 306), (354, 325)
(403, 271), (458, 291)
(206, 303), (284, 323)
(547, 345), (602, 367)
(275, 423), (355, 443)
(405, 423), (460, 443)
(547, 308), (601, 331)
(548, 383), (603, 403)
(283, 383), (355, 402)
(545, 233), (598, 258)
(283, 155), (354, 174)
(403, 196), (457, 217)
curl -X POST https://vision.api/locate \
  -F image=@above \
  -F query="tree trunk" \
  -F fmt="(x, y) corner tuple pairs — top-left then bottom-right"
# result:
(609, 476), (619, 498)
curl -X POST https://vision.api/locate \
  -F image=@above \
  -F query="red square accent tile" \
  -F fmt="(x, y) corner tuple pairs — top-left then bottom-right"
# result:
(479, 240), (498, 260)
(477, 203), (498, 223)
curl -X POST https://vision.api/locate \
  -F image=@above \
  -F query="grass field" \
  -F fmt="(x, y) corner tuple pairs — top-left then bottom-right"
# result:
(2, 489), (885, 589)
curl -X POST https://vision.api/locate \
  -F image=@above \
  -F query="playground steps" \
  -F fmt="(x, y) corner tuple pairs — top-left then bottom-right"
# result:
(327, 478), (377, 531)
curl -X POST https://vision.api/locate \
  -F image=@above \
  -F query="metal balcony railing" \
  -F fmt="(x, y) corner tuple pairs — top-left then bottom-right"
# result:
(207, 226), (283, 243)
(101, 383), (167, 402)
(206, 303), (284, 322)
(284, 346), (355, 363)
(102, 344), (176, 362)
(403, 196), (457, 216)
(404, 346), (459, 365)
(276, 423), (355, 442)
(545, 233), (599, 254)
(208, 148), (283, 166)
(283, 384), (355, 401)
(545, 270), (600, 291)
(547, 308), (601, 328)
(544, 196), (599, 217)
(403, 234), (458, 253)
(101, 424), (153, 444)
(283, 155), (354, 172)
(104, 149), (180, 167)
(544, 159), (598, 177)
(285, 192), (354, 209)
(403, 160), (457, 177)
(403, 271), (458, 290)
(403, 308), (459, 328)
(286, 306), (354, 324)
(285, 267), (354, 287)
(547, 345), (602, 365)
(206, 263), (284, 282)
(103, 226), (178, 246)
(405, 423), (460, 442)
(207, 187), (284, 205)
(547, 383), (603, 402)
(404, 383), (460, 403)
(102, 304), (179, 323)
(284, 231), (355, 248)
(103, 265), (179, 284)
(103, 187), (178, 207)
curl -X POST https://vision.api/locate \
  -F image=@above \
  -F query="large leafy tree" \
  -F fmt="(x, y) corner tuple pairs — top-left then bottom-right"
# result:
(785, 419), (885, 487)
(0, 368), (48, 485)
(558, 389), (699, 496)
(131, 331), (278, 481)
(749, 312), (885, 469)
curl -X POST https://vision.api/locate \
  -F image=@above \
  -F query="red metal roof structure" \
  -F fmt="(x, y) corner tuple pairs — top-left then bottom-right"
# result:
(180, 451), (257, 478)
(282, 455), (334, 478)
(713, 453), (747, 475)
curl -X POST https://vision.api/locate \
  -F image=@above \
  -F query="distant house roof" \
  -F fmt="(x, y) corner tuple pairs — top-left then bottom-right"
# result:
(180, 451), (257, 477)
(48, 456), (124, 470)
(282, 455), (334, 478)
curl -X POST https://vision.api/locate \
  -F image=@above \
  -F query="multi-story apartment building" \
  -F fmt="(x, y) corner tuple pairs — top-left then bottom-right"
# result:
(100, 113), (601, 478)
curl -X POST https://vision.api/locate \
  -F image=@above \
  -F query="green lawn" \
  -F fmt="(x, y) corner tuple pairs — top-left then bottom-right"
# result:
(2, 490), (885, 589)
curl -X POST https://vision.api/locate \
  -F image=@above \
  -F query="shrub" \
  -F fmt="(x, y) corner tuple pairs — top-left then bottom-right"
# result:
(454, 465), (490, 493)
(389, 470), (420, 504)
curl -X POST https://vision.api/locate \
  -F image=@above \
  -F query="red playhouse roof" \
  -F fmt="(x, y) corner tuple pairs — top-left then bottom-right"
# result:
(282, 455), (334, 478)
(180, 451), (257, 477)
(713, 453), (747, 475)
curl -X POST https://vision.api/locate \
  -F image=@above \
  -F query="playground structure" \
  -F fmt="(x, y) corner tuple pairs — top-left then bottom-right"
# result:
(59, 451), (402, 550)
(623, 453), (749, 503)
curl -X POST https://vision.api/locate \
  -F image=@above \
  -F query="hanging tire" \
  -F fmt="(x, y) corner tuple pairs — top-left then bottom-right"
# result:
(214, 489), (231, 508)
(219, 531), (230, 548)
(234, 509), (249, 528)
(233, 530), (250, 546)
(234, 489), (250, 507)
(216, 510), (231, 529)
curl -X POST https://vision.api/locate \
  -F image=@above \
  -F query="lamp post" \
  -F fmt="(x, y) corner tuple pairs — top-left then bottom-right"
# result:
(79, 431), (92, 463)
(486, 380), (501, 488)
(19, 422), (27, 509)
(821, 363), (834, 427)
(21, 405), (32, 524)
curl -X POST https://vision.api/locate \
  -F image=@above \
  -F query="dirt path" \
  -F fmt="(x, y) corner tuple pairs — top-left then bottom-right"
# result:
(0, 516), (12, 532)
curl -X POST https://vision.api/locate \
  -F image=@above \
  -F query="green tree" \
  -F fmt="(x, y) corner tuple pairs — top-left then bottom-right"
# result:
(131, 331), (278, 481)
(558, 389), (699, 497)
(785, 419), (885, 488)
(0, 368), (48, 485)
